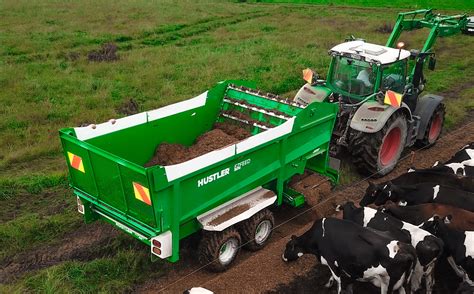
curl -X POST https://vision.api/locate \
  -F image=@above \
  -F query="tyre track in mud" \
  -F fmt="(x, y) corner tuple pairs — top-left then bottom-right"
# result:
(0, 223), (120, 283)
(137, 120), (474, 293)
(4, 11), (269, 64)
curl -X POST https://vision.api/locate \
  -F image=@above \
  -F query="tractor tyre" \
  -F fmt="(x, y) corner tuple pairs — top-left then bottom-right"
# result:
(415, 103), (445, 148)
(349, 111), (408, 177)
(198, 227), (241, 272)
(237, 208), (274, 251)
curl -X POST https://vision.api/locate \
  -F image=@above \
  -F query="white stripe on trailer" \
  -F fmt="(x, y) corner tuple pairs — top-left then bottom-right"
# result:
(75, 112), (147, 141)
(236, 117), (295, 154)
(74, 91), (208, 140)
(198, 187), (277, 231)
(147, 91), (208, 121)
(164, 145), (236, 182)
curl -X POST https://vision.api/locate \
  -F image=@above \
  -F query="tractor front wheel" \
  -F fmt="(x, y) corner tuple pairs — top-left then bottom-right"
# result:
(237, 208), (274, 251)
(350, 112), (408, 177)
(416, 103), (445, 148)
(198, 227), (241, 272)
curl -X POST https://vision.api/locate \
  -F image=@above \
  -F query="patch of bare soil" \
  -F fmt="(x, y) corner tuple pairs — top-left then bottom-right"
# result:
(87, 43), (119, 62)
(136, 120), (474, 294)
(375, 22), (393, 34)
(116, 98), (139, 115)
(0, 223), (120, 283)
(144, 122), (251, 167)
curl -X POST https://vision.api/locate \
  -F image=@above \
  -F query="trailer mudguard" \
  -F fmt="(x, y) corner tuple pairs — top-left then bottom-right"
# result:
(197, 187), (276, 231)
(413, 94), (444, 140)
(350, 101), (412, 133)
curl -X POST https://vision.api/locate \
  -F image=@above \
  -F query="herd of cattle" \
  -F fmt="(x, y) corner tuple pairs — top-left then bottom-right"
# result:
(282, 142), (474, 294)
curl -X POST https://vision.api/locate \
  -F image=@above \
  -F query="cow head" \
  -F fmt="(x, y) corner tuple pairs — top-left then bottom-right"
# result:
(360, 181), (378, 206)
(282, 235), (305, 262)
(420, 215), (451, 235)
(360, 181), (396, 206)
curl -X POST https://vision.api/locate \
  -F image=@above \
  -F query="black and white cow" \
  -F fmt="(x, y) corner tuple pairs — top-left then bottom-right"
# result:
(183, 287), (213, 294)
(390, 168), (474, 192)
(360, 182), (474, 211)
(282, 217), (416, 294)
(421, 216), (474, 286)
(430, 160), (474, 177)
(337, 202), (444, 294)
(445, 143), (474, 165)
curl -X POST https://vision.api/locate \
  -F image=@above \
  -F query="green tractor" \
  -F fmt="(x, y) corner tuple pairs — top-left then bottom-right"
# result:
(294, 9), (472, 176)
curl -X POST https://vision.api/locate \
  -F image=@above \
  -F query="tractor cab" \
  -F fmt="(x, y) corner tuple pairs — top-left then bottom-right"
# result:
(326, 40), (411, 101)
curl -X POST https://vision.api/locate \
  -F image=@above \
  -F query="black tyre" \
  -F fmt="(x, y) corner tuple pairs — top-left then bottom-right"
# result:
(198, 227), (241, 272)
(237, 208), (274, 251)
(349, 111), (408, 177)
(416, 103), (445, 148)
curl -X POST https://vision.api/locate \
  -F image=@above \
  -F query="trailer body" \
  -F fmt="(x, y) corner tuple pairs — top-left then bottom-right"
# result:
(60, 80), (338, 262)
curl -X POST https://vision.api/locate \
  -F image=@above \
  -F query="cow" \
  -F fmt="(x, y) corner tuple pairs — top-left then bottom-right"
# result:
(382, 203), (474, 231)
(183, 288), (213, 294)
(445, 143), (474, 164)
(421, 216), (474, 286)
(282, 217), (416, 294)
(360, 182), (474, 211)
(390, 169), (474, 193)
(337, 202), (444, 294)
(430, 159), (474, 177)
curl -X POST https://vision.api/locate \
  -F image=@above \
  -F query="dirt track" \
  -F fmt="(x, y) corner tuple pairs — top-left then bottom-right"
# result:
(138, 120), (474, 293)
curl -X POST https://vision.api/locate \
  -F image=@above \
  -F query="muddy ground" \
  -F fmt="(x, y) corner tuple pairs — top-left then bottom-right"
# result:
(137, 120), (474, 293)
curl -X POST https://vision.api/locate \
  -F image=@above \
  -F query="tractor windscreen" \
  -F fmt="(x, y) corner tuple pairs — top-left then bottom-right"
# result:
(331, 56), (375, 97)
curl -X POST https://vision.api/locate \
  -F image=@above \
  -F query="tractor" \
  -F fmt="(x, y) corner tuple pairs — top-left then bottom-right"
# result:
(294, 9), (472, 176)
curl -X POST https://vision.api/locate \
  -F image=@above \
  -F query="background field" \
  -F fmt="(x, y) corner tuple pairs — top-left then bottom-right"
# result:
(1, 0), (473, 292)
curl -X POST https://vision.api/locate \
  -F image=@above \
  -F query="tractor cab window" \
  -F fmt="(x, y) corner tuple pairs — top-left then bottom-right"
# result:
(381, 60), (407, 93)
(331, 56), (375, 96)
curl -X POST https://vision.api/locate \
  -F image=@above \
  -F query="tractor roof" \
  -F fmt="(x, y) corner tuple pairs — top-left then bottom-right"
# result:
(329, 41), (411, 65)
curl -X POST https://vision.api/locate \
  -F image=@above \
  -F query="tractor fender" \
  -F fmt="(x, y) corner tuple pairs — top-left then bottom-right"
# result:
(293, 83), (331, 105)
(414, 94), (444, 140)
(350, 101), (412, 134)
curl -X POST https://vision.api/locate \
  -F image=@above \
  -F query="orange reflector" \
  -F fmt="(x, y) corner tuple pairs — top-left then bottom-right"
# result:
(67, 152), (85, 173)
(133, 182), (151, 205)
(302, 68), (313, 84)
(384, 90), (402, 108)
(152, 247), (162, 255)
(152, 239), (161, 247)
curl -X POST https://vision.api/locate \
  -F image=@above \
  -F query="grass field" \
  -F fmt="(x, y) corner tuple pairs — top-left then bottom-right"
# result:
(1, 0), (473, 292)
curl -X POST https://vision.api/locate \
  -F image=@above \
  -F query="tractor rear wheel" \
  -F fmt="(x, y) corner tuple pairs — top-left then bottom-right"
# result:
(237, 208), (274, 251)
(416, 103), (445, 148)
(198, 227), (241, 272)
(350, 111), (408, 177)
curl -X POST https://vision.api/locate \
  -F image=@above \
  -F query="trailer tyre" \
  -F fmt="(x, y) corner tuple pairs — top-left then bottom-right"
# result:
(198, 227), (241, 272)
(416, 103), (445, 148)
(238, 208), (274, 251)
(350, 111), (407, 177)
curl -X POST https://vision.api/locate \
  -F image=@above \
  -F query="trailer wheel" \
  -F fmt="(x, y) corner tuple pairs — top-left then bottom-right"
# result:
(237, 208), (274, 251)
(350, 111), (407, 177)
(198, 227), (241, 272)
(416, 103), (445, 148)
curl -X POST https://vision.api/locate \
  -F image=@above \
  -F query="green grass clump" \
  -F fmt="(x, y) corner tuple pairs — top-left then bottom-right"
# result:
(0, 174), (68, 200)
(1, 250), (163, 294)
(0, 212), (81, 260)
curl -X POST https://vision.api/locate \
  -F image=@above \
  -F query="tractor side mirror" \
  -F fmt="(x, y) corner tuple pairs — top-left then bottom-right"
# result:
(302, 68), (319, 85)
(428, 56), (436, 70)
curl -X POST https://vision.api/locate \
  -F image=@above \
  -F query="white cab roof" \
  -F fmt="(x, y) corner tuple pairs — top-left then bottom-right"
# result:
(330, 41), (411, 65)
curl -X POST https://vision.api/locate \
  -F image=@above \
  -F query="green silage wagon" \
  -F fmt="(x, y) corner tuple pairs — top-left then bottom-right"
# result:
(59, 80), (338, 271)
